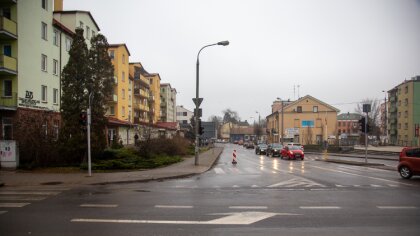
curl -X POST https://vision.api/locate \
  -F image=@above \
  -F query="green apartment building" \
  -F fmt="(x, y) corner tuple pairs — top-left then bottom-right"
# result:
(388, 76), (420, 146)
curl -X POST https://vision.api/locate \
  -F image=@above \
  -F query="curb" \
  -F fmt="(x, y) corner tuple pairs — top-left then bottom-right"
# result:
(306, 151), (398, 161)
(315, 158), (396, 171)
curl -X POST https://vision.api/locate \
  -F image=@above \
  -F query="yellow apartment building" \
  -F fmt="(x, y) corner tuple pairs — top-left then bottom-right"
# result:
(129, 62), (151, 124)
(266, 95), (339, 145)
(107, 44), (131, 122)
(148, 73), (161, 124)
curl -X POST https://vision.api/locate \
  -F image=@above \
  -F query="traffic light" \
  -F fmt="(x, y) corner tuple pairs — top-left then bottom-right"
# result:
(358, 117), (366, 133)
(198, 119), (204, 135)
(79, 112), (87, 126)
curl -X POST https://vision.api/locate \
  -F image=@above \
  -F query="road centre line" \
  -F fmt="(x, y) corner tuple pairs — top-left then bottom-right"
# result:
(80, 204), (118, 208)
(0, 211), (7, 215)
(300, 206), (341, 209)
(229, 206), (268, 209)
(309, 165), (414, 186)
(377, 206), (417, 209)
(155, 205), (194, 209)
(0, 203), (30, 208)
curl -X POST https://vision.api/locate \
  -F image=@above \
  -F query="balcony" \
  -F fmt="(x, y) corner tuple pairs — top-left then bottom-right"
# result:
(148, 95), (155, 101)
(0, 16), (17, 40)
(389, 118), (397, 124)
(389, 96), (396, 102)
(0, 54), (17, 75)
(134, 88), (148, 98)
(108, 94), (117, 103)
(390, 106), (397, 113)
(113, 76), (118, 84)
(0, 91), (17, 110)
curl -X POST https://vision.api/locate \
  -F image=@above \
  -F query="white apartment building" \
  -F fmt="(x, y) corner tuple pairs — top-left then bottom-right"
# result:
(176, 105), (193, 125)
(160, 83), (177, 122)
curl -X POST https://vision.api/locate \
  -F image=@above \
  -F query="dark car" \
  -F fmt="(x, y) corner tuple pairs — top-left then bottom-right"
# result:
(267, 143), (282, 157)
(398, 147), (420, 179)
(246, 142), (254, 149)
(281, 145), (304, 160)
(255, 144), (268, 155)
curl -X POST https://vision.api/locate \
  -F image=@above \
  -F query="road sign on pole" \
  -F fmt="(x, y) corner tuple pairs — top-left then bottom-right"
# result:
(192, 98), (203, 107)
(194, 108), (202, 117)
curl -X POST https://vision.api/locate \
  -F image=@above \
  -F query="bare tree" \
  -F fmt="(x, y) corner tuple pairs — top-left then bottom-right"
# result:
(355, 98), (381, 136)
(222, 108), (240, 124)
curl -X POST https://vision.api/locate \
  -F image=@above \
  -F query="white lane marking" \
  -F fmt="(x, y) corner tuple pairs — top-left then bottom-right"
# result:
(72, 211), (281, 225)
(268, 177), (326, 188)
(251, 185), (259, 188)
(80, 204), (118, 208)
(371, 184), (383, 188)
(155, 205), (193, 209)
(310, 165), (414, 186)
(232, 185), (240, 188)
(0, 211), (7, 215)
(387, 184), (399, 187)
(0, 191), (60, 195)
(0, 196), (46, 201)
(300, 206), (341, 209)
(0, 203), (30, 208)
(214, 168), (225, 174)
(335, 184), (345, 188)
(229, 206), (268, 210)
(354, 185), (361, 187)
(377, 206), (418, 209)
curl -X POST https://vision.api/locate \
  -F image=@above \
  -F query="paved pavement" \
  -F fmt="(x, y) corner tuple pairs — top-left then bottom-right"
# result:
(0, 147), (223, 187)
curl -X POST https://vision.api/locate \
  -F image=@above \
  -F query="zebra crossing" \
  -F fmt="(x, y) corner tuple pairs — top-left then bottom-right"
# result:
(0, 186), (69, 214)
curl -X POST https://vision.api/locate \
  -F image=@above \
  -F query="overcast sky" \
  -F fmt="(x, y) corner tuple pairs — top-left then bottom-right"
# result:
(65, 0), (420, 123)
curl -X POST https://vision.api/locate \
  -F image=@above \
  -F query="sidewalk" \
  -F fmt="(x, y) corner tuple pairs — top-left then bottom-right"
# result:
(0, 147), (224, 187)
(353, 145), (403, 153)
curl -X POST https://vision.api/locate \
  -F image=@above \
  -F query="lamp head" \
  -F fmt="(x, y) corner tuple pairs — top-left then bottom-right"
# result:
(217, 41), (229, 46)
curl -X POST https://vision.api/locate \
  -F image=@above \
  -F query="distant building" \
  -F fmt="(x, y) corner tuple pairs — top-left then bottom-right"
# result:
(176, 105), (193, 125)
(160, 83), (177, 122)
(266, 95), (340, 145)
(202, 121), (216, 140)
(388, 76), (420, 146)
(337, 113), (363, 135)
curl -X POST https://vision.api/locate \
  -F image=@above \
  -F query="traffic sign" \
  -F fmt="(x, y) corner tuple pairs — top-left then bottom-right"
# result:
(192, 98), (203, 107)
(194, 108), (202, 117)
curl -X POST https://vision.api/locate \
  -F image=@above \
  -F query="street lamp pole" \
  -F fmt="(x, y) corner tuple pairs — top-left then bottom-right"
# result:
(382, 90), (387, 144)
(195, 41), (229, 166)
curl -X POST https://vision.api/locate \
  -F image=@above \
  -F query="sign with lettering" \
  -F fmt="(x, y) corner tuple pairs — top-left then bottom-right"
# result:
(18, 90), (44, 109)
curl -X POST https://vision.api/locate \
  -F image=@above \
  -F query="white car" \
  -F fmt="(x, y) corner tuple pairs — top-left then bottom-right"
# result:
(287, 143), (304, 151)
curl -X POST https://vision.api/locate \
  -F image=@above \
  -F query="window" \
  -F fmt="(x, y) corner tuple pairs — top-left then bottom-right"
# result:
(297, 106), (302, 113)
(398, 100), (401, 106)
(3, 80), (12, 97)
(338, 122), (341, 127)
(2, 8), (11, 19)
(92, 30), (95, 38)
(3, 45), (11, 57)
(86, 26), (90, 39)
(42, 121), (48, 137)
(338, 129), (341, 134)
(405, 98), (408, 106)
(109, 50), (114, 59)
(41, 85), (47, 102)
(122, 72), (125, 82)
(42, 0), (48, 10)
(53, 120), (59, 140)
(53, 88), (58, 104)
(122, 89), (125, 99)
(41, 22), (47, 40)
(110, 106), (115, 115)
(79, 21), (84, 29)
(404, 111), (408, 118)
(41, 54), (47, 71)
(65, 37), (71, 51)
(405, 86), (408, 94)
(398, 123), (401, 129)
(2, 118), (13, 140)
(183, 112), (187, 116)
(129, 95), (131, 102)
(122, 106), (125, 117)
(53, 59), (58, 75)
(53, 30), (59, 46)
(122, 54), (125, 64)
(313, 106), (318, 113)
(398, 112), (401, 117)
(405, 123), (408, 130)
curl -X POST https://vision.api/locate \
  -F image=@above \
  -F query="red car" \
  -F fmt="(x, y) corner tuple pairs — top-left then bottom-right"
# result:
(398, 147), (420, 179)
(281, 145), (304, 160)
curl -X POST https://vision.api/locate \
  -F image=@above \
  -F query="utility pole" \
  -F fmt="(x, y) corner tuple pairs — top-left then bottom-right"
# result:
(87, 92), (94, 177)
(363, 104), (371, 163)
(281, 100), (284, 146)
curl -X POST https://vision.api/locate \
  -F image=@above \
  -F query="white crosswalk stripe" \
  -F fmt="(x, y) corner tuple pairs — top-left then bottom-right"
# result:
(268, 177), (326, 188)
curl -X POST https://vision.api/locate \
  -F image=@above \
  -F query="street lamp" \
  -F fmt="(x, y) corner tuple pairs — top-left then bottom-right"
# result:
(195, 40), (229, 166)
(382, 90), (387, 143)
(256, 111), (261, 142)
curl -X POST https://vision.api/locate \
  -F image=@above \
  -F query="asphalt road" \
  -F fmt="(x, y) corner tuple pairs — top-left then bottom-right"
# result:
(1, 143), (419, 236)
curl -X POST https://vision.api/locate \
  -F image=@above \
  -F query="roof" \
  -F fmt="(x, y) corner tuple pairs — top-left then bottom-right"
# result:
(107, 117), (131, 126)
(161, 83), (172, 89)
(230, 127), (255, 135)
(337, 113), (363, 121)
(54, 10), (100, 31)
(149, 73), (161, 80)
(52, 19), (74, 36)
(156, 122), (179, 131)
(109, 44), (131, 56)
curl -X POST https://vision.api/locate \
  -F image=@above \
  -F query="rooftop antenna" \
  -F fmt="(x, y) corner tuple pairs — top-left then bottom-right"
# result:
(297, 84), (300, 99)
(293, 85), (296, 100)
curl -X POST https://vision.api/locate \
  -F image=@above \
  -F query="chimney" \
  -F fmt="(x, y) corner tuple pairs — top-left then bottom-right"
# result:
(54, 0), (63, 11)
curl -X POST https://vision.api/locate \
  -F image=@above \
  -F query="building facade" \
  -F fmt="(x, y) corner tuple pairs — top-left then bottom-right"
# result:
(148, 73), (161, 124)
(160, 83), (176, 122)
(176, 105), (193, 125)
(129, 62), (151, 124)
(266, 95), (339, 145)
(388, 76), (420, 146)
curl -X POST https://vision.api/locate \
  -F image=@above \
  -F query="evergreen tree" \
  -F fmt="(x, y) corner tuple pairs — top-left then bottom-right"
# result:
(60, 28), (90, 164)
(88, 33), (115, 155)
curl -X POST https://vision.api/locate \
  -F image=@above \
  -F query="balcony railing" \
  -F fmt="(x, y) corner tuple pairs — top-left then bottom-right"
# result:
(0, 54), (17, 74)
(134, 88), (148, 98)
(0, 16), (17, 39)
(113, 76), (118, 84)
(390, 106), (397, 113)
(0, 91), (17, 109)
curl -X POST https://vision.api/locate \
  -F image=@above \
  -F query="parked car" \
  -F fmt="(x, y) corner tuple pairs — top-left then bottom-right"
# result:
(398, 147), (420, 179)
(281, 145), (304, 160)
(246, 142), (254, 149)
(238, 140), (244, 145)
(267, 143), (283, 157)
(255, 144), (268, 155)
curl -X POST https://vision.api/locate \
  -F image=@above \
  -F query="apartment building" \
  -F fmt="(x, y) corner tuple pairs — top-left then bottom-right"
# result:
(129, 62), (151, 124)
(388, 76), (420, 146)
(266, 95), (339, 145)
(160, 83), (176, 122)
(148, 73), (161, 124)
(176, 105), (193, 125)
(337, 113), (362, 135)
(0, 0), (92, 141)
